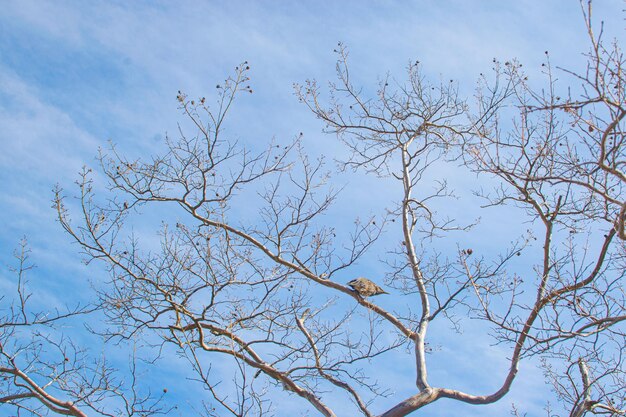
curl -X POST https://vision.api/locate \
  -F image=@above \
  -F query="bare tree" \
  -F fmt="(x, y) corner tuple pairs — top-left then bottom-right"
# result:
(54, 65), (401, 417)
(0, 240), (168, 416)
(3, 1), (617, 416)
(465, 2), (625, 415)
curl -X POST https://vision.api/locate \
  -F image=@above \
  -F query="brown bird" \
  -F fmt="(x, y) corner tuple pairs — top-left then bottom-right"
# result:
(347, 277), (388, 297)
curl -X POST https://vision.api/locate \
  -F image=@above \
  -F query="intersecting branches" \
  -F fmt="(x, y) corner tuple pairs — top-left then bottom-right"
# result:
(45, 2), (625, 415)
(463, 2), (626, 415)
(54, 62), (413, 417)
(0, 240), (168, 417)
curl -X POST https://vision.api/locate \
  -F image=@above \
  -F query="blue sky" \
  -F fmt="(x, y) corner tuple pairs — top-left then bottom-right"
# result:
(1, 1), (624, 416)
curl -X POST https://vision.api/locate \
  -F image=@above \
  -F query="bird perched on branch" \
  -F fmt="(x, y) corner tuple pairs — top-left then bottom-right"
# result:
(347, 277), (388, 297)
